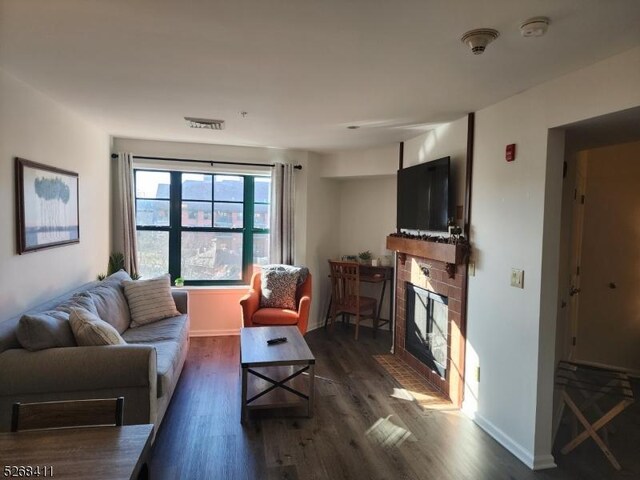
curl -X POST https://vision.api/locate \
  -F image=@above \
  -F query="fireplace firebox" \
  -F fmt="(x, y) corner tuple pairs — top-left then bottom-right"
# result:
(405, 283), (448, 378)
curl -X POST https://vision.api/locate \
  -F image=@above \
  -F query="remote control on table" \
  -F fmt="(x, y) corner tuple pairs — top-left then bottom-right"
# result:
(267, 337), (287, 345)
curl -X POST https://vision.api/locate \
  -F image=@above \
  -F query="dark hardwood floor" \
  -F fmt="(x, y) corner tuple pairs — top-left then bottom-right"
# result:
(150, 326), (638, 480)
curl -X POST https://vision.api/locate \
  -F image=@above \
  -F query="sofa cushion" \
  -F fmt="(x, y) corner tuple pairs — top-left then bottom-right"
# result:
(55, 294), (99, 316)
(252, 308), (299, 325)
(102, 270), (133, 285)
(153, 340), (185, 398)
(69, 308), (126, 346)
(16, 311), (76, 351)
(85, 282), (131, 334)
(123, 275), (179, 328)
(122, 315), (189, 345)
(260, 265), (300, 310)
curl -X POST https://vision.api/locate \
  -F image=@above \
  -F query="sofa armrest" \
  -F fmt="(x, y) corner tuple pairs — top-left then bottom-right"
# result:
(239, 289), (260, 327)
(0, 345), (157, 396)
(172, 290), (189, 314)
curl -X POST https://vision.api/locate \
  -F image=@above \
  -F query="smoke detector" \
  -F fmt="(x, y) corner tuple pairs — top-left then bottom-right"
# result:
(184, 117), (225, 130)
(460, 28), (500, 55)
(520, 17), (549, 37)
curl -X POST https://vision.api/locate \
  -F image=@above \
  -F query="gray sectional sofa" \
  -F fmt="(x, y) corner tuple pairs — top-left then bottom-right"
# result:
(0, 271), (189, 433)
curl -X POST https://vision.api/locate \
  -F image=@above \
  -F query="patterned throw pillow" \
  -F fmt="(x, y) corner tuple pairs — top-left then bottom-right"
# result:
(122, 274), (180, 328)
(68, 308), (126, 346)
(260, 266), (300, 310)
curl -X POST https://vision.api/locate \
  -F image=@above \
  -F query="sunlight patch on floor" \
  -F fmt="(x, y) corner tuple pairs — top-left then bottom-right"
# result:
(365, 415), (413, 448)
(374, 354), (455, 411)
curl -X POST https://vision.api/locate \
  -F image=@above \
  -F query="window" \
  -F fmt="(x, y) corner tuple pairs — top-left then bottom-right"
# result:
(135, 169), (271, 285)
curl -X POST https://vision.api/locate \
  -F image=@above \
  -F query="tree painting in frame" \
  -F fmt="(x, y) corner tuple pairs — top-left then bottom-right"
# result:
(15, 158), (79, 254)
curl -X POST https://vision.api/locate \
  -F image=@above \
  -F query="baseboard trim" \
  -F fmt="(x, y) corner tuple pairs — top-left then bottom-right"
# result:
(532, 454), (557, 470)
(190, 329), (240, 337)
(462, 407), (556, 471)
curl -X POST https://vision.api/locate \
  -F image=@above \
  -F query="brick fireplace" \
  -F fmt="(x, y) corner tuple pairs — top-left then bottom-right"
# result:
(387, 236), (468, 407)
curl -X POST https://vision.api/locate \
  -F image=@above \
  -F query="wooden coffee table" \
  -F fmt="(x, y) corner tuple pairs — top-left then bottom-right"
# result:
(240, 326), (316, 424)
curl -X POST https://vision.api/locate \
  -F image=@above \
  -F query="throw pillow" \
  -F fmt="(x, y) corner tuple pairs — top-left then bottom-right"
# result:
(85, 281), (132, 334)
(16, 311), (77, 351)
(68, 308), (126, 346)
(260, 265), (300, 310)
(122, 274), (180, 328)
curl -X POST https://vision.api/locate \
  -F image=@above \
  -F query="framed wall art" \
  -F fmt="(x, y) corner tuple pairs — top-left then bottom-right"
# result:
(15, 158), (79, 254)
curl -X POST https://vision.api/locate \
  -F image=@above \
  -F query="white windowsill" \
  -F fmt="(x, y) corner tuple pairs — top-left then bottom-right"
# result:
(172, 285), (249, 291)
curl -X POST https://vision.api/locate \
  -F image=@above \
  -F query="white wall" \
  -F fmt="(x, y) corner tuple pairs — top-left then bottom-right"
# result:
(320, 144), (398, 178)
(304, 154), (341, 330)
(0, 68), (110, 320)
(338, 177), (396, 257)
(464, 46), (640, 470)
(574, 141), (640, 370)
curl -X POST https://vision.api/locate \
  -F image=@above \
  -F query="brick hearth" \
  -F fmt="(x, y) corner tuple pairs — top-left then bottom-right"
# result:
(394, 254), (467, 406)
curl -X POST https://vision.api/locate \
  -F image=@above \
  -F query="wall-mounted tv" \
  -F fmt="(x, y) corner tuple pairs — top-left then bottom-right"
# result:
(397, 156), (450, 232)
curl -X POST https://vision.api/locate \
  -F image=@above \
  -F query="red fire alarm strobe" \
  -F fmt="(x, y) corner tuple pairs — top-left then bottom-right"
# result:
(506, 144), (516, 162)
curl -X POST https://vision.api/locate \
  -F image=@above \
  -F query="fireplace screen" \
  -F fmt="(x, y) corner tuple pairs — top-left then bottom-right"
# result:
(405, 283), (448, 378)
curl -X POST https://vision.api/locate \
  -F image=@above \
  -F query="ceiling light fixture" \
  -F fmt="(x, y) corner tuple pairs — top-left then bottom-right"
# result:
(184, 117), (225, 130)
(460, 28), (500, 55)
(520, 17), (550, 37)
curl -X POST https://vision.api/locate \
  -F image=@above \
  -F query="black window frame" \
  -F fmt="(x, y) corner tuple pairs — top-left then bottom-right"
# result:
(134, 168), (270, 286)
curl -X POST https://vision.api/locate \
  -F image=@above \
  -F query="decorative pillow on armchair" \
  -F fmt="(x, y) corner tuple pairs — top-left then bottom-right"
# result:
(260, 265), (300, 310)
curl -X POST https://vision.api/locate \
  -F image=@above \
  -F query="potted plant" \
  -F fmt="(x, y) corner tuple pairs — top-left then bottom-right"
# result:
(358, 250), (373, 265)
(97, 252), (140, 280)
(174, 277), (185, 288)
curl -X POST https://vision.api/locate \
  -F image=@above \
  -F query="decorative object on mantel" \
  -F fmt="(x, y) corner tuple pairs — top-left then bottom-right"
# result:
(386, 233), (470, 279)
(358, 250), (373, 265)
(419, 264), (431, 278)
(15, 158), (79, 254)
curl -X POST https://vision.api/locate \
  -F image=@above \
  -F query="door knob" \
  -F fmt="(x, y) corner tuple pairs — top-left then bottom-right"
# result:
(569, 286), (581, 296)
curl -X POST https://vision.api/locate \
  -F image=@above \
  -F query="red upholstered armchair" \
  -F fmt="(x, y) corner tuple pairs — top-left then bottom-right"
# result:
(240, 271), (312, 335)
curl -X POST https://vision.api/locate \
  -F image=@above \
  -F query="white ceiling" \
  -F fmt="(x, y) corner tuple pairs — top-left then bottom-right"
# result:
(1, 0), (639, 152)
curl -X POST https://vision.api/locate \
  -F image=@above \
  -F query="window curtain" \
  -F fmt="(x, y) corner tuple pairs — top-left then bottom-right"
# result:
(269, 162), (295, 265)
(114, 152), (139, 275)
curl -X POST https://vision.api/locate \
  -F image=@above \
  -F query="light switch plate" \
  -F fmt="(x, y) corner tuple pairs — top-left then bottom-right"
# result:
(468, 262), (476, 277)
(511, 268), (524, 288)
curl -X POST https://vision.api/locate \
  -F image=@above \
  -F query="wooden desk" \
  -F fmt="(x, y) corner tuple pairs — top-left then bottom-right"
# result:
(325, 264), (394, 331)
(0, 424), (153, 480)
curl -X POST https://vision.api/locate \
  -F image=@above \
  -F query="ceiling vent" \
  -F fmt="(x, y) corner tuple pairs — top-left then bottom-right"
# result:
(460, 28), (500, 55)
(184, 117), (225, 130)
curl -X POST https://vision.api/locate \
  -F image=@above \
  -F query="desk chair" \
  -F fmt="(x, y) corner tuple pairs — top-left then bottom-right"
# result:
(328, 261), (378, 340)
(11, 397), (124, 432)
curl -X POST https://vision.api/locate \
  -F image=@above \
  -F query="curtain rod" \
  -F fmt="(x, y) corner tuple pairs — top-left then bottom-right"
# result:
(110, 153), (302, 170)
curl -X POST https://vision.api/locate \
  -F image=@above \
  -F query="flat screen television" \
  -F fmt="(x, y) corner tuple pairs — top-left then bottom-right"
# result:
(397, 156), (450, 232)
